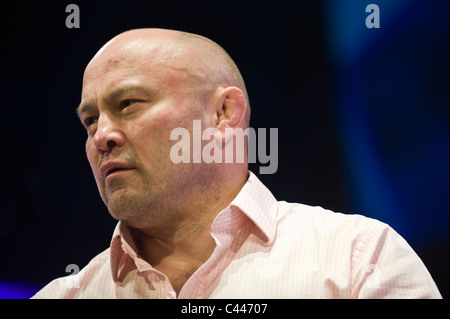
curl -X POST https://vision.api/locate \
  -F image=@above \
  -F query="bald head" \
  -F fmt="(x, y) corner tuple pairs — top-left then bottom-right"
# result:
(84, 28), (250, 126)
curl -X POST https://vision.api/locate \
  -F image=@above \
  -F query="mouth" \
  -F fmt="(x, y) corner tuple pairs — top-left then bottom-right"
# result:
(100, 161), (135, 180)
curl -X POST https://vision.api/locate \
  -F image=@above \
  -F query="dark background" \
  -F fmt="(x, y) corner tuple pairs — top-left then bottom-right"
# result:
(0, 0), (448, 298)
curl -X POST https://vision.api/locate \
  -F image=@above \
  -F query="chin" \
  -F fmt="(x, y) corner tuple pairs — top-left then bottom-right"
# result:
(107, 203), (141, 224)
(105, 190), (154, 223)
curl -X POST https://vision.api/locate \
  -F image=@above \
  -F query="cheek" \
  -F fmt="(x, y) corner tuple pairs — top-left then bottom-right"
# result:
(132, 104), (186, 141)
(128, 108), (188, 164)
(85, 139), (100, 175)
(132, 118), (173, 159)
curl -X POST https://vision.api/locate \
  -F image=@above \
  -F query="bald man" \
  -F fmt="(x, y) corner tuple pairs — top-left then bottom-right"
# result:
(33, 28), (441, 299)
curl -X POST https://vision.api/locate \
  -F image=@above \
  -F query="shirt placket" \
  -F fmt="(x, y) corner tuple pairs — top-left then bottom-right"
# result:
(179, 210), (249, 298)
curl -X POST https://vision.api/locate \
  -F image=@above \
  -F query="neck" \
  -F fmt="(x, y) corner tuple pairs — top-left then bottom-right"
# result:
(130, 208), (217, 266)
(129, 170), (248, 288)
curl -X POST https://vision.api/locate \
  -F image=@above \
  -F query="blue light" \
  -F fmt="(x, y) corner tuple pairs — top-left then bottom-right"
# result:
(322, 0), (449, 244)
(0, 281), (43, 299)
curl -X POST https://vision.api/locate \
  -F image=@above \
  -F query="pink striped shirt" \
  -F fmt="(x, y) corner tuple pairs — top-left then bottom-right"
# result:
(32, 172), (441, 298)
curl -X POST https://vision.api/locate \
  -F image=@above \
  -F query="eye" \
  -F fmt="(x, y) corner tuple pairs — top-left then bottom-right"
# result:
(84, 116), (98, 127)
(119, 99), (137, 110)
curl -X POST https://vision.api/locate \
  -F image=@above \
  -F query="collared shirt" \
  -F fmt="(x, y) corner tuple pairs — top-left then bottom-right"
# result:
(32, 172), (441, 298)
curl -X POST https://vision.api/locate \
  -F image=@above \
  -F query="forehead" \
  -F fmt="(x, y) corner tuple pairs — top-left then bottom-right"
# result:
(82, 45), (179, 99)
(80, 36), (209, 113)
(84, 41), (163, 82)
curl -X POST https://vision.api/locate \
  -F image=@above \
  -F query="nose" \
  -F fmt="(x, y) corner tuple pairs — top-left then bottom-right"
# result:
(92, 113), (125, 153)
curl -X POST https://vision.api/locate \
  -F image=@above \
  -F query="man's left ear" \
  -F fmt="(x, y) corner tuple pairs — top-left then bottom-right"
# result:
(215, 86), (247, 132)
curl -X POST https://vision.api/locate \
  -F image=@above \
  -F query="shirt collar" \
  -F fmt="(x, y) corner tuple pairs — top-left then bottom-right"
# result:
(228, 171), (278, 245)
(110, 221), (141, 284)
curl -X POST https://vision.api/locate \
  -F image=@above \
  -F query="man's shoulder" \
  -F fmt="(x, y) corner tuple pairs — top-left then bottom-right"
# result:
(277, 200), (384, 224)
(32, 247), (112, 299)
(71, 246), (112, 276)
(84, 246), (112, 267)
(276, 201), (390, 240)
(270, 201), (442, 298)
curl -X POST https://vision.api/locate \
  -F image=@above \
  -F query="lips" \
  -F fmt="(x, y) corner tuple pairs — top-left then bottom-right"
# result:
(100, 161), (135, 179)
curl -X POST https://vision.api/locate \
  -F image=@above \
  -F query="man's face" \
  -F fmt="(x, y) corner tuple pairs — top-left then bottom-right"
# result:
(78, 39), (211, 229)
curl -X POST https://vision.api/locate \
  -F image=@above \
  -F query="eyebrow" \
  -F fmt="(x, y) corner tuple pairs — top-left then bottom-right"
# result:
(76, 84), (154, 119)
(76, 102), (94, 119)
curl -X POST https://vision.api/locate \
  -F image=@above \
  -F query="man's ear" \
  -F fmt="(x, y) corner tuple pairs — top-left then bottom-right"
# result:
(215, 86), (248, 132)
